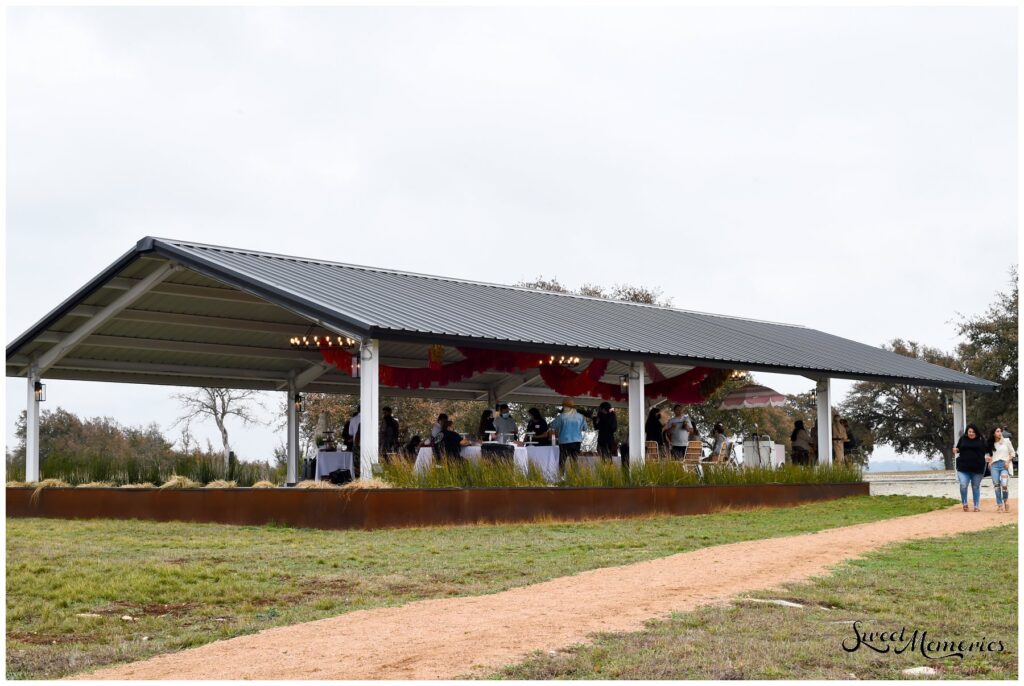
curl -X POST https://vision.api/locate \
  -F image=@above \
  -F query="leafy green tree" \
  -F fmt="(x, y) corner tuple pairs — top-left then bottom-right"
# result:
(841, 339), (962, 468)
(957, 267), (1018, 440)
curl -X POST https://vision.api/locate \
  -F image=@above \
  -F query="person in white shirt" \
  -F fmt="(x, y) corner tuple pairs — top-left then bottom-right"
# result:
(986, 427), (1016, 513)
(664, 405), (694, 458)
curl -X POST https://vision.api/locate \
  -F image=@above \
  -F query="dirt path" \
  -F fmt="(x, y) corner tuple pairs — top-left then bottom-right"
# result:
(81, 504), (1015, 680)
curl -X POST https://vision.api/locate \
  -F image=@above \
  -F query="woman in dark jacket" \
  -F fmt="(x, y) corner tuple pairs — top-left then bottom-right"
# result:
(645, 408), (666, 456)
(593, 402), (618, 461)
(525, 408), (551, 443)
(478, 409), (497, 440)
(954, 423), (988, 512)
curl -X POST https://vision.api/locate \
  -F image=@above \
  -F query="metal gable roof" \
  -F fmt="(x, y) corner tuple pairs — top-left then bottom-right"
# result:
(7, 236), (997, 392)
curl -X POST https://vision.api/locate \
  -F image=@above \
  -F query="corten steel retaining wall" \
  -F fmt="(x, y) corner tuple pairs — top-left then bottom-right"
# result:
(6, 483), (868, 530)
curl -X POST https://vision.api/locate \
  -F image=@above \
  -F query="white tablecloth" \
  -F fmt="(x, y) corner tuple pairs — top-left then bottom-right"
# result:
(415, 445), (548, 478)
(526, 445), (561, 481)
(316, 451), (354, 480)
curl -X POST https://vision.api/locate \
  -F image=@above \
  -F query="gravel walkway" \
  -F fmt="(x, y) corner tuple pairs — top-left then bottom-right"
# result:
(79, 504), (1015, 680)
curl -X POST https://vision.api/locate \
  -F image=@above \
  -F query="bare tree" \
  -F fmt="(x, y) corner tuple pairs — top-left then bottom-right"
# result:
(172, 388), (267, 471)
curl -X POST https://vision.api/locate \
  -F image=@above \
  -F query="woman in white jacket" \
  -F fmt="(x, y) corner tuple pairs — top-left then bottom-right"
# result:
(986, 427), (1016, 513)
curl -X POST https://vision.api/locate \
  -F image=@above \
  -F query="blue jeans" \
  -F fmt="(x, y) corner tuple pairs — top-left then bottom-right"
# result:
(957, 470), (983, 508)
(990, 461), (1010, 506)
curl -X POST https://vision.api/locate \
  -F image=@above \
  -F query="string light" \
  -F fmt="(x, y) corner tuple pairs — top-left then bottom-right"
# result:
(289, 334), (357, 349)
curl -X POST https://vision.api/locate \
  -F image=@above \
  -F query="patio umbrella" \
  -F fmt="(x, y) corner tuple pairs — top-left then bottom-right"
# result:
(718, 384), (786, 409)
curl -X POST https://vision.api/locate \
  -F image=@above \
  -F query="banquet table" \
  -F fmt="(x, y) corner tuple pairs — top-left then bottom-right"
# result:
(315, 450), (354, 480)
(414, 444), (563, 481)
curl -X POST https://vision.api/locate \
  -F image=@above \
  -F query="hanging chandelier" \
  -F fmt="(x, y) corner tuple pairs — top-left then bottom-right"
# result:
(289, 325), (358, 350)
(537, 354), (582, 367)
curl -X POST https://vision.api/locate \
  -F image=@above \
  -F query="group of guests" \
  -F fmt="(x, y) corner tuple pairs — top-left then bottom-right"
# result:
(954, 425), (1015, 513)
(789, 413), (857, 465)
(428, 399), (619, 471)
(644, 405), (728, 460)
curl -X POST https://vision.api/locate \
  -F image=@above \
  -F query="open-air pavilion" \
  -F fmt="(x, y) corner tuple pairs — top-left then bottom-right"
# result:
(7, 237), (998, 485)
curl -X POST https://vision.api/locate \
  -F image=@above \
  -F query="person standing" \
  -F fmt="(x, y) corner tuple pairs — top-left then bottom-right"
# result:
(379, 406), (400, 461)
(346, 406), (361, 478)
(526, 408), (551, 443)
(790, 420), (812, 466)
(665, 405), (694, 458)
(593, 402), (618, 462)
(645, 408), (666, 457)
(986, 427), (1016, 513)
(550, 398), (588, 472)
(954, 423), (988, 512)
(478, 409), (497, 440)
(831, 411), (848, 464)
(494, 404), (518, 441)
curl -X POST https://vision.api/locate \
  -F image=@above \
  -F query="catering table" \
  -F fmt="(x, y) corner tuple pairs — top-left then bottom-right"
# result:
(414, 444), (562, 481)
(315, 450), (354, 480)
(741, 440), (784, 468)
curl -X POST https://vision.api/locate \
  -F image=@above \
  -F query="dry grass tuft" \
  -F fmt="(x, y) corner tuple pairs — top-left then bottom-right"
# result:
(77, 482), (115, 489)
(29, 478), (70, 505)
(7, 481), (32, 488)
(251, 480), (277, 489)
(204, 480), (237, 489)
(341, 478), (393, 490)
(119, 482), (156, 489)
(294, 479), (341, 489)
(159, 475), (200, 490)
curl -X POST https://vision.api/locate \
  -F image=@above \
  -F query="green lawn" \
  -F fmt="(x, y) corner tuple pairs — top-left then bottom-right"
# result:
(493, 525), (1017, 680)
(6, 495), (950, 679)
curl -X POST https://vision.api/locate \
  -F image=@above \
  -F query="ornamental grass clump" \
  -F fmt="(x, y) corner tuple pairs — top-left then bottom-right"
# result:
(341, 477), (393, 490)
(159, 475), (200, 490)
(76, 481), (114, 488)
(204, 480), (237, 489)
(381, 456), (548, 489)
(29, 478), (70, 505)
(294, 479), (341, 489)
(251, 480), (277, 489)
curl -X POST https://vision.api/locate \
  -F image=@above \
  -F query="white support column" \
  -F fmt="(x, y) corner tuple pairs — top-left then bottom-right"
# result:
(286, 378), (299, 485)
(628, 362), (646, 467)
(951, 390), (966, 445)
(25, 366), (40, 482)
(815, 378), (833, 465)
(359, 339), (380, 480)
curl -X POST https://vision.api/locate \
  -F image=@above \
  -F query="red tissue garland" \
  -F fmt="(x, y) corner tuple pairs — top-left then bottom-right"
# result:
(318, 344), (731, 404)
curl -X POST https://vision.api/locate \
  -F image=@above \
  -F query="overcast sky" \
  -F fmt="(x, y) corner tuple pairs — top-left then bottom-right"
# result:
(5, 6), (1017, 464)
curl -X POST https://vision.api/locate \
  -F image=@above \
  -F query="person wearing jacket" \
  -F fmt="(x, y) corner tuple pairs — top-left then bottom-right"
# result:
(593, 402), (618, 462)
(954, 423), (988, 512)
(645, 408), (666, 457)
(986, 426), (1016, 513)
(550, 399), (588, 472)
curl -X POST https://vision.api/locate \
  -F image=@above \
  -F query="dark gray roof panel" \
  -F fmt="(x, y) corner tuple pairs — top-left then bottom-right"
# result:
(150, 238), (993, 391)
(6, 237), (997, 392)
